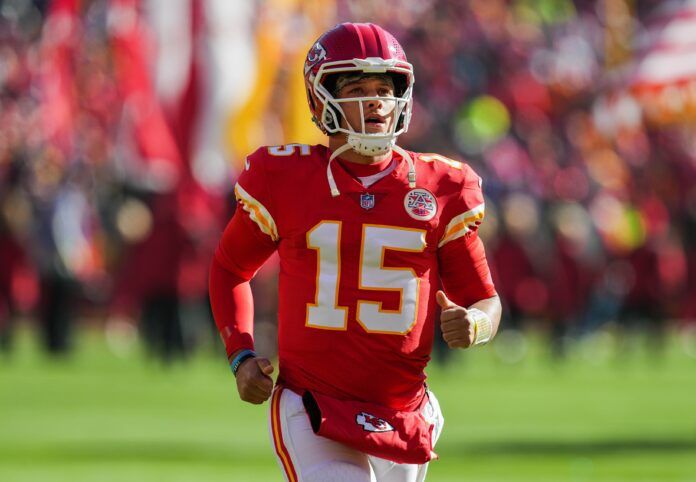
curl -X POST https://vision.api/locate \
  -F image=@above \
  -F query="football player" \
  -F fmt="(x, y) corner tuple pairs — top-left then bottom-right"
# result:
(209, 22), (502, 482)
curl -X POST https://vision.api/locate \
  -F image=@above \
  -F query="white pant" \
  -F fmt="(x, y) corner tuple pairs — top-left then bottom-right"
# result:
(268, 387), (444, 482)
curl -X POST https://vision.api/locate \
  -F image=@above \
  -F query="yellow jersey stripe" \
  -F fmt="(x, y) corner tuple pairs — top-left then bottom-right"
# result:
(438, 203), (485, 247)
(234, 183), (279, 241)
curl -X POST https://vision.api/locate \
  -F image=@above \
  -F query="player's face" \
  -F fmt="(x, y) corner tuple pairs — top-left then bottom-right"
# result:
(336, 76), (396, 134)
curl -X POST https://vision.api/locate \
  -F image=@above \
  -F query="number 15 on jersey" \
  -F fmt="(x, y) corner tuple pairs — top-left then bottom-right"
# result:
(306, 221), (426, 335)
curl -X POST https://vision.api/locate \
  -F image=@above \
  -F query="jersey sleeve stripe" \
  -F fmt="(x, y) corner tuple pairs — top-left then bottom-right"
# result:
(234, 182), (279, 241)
(438, 203), (485, 247)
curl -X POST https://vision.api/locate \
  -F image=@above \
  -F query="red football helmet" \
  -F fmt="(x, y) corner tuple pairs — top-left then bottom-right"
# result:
(304, 23), (415, 157)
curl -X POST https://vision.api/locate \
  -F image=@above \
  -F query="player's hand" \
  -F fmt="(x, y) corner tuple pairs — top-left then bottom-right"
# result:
(235, 357), (275, 404)
(436, 290), (475, 349)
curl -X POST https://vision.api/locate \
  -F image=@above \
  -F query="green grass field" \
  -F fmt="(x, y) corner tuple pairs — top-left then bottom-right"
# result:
(1, 327), (696, 482)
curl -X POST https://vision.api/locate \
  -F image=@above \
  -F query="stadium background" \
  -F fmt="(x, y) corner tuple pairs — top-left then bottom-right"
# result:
(1, 0), (695, 481)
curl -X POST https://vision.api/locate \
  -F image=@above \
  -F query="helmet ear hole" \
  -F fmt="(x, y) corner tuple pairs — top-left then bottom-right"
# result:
(324, 103), (342, 130)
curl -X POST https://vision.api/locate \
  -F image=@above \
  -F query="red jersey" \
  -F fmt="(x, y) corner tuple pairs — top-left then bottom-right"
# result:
(214, 144), (496, 410)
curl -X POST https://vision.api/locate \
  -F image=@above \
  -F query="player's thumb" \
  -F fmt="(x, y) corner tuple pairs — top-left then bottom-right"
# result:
(256, 358), (275, 377)
(436, 290), (457, 310)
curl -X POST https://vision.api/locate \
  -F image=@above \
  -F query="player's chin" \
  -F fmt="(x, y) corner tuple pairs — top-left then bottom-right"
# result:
(364, 123), (389, 134)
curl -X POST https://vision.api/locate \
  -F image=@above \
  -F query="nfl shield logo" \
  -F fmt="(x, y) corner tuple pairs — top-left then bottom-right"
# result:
(360, 193), (375, 210)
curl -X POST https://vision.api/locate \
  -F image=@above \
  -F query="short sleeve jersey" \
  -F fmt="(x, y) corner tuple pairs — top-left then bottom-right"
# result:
(231, 143), (495, 410)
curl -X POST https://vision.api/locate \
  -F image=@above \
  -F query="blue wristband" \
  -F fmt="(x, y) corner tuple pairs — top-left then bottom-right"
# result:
(230, 349), (256, 377)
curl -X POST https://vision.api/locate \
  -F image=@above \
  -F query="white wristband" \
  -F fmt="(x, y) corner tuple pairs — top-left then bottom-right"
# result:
(468, 308), (493, 346)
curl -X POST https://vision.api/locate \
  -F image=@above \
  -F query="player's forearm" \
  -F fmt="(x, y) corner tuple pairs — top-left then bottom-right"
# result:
(208, 256), (255, 359)
(468, 294), (502, 338)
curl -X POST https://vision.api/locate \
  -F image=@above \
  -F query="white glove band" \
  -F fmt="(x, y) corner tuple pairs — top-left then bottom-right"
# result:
(468, 308), (493, 346)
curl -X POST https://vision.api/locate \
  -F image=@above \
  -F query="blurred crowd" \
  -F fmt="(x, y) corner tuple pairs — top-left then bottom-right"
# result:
(1, 0), (695, 361)
(0, 0), (227, 359)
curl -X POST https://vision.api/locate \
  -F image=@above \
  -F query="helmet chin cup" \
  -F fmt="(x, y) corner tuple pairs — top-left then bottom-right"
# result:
(347, 133), (395, 156)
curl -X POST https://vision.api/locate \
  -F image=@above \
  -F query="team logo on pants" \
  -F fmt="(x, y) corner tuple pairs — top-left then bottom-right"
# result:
(356, 412), (394, 432)
(404, 188), (437, 221)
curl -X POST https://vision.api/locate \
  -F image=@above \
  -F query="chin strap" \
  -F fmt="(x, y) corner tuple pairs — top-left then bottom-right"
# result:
(327, 143), (417, 198)
(327, 143), (353, 197)
(392, 144), (417, 188)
